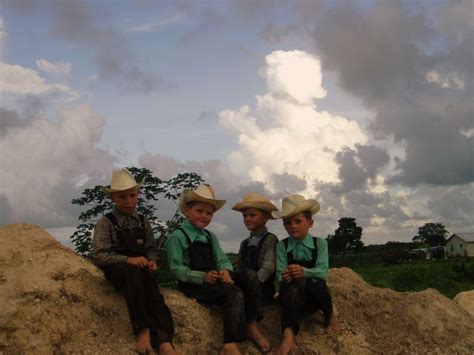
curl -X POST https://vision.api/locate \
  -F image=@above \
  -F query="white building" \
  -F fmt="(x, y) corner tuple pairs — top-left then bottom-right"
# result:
(446, 233), (474, 257)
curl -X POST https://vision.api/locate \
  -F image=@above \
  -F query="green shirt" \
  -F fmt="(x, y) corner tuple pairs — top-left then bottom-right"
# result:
(275, 234), (329, 283)
(166, 219), (234, 284)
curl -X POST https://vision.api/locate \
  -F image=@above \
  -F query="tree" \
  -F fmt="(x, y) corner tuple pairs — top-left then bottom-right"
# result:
(327, 217), (364, 254)
(412, 222), (449, 247)
(70, 167), (203, 258)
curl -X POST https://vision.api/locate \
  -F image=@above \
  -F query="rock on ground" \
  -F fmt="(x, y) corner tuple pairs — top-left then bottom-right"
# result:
(0, 224), (473, 354)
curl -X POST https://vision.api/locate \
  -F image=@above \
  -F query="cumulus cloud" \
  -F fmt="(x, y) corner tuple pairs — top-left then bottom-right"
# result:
(0, 104), (116, 227)
(0, 62), (71, 96)
(36, 58), (71, 76)
(220, 50), (367, 193)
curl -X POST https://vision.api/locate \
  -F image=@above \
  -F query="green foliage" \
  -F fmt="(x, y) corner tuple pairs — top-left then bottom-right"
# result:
(353, 259), (474, 299)
(327, 217), (364, 254)
(412, 222), (449, 247)
(70, 167), (203, 258)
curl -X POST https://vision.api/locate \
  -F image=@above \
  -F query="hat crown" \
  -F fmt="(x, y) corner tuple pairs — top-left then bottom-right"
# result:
(282, 194), (306, 210)
(192, 184), (217, 200)
(108, 168), (139, 192)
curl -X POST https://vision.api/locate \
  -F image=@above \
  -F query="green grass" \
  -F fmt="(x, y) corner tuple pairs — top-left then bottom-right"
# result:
(352, 258), (474, 299)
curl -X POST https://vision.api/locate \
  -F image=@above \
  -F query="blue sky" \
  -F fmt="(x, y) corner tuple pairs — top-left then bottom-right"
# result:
(0, 0), (472, 251)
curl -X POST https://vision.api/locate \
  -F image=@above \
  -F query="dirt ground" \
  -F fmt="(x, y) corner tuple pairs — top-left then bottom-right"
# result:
(0, 224), (473, 354)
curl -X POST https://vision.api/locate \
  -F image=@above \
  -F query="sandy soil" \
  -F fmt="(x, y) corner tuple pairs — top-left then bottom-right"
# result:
(0, 224), (473, 354)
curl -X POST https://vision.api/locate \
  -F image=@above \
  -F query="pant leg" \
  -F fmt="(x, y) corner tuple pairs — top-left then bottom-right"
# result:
(102, 263), (154, 333)
(179, 282), (248, 343)
(305, 277), (333, 327)
(278, 279), (307, 334)
(261, 277), (276, 305)
(142, 270), (174, 345)
(233, 268), (264, 322)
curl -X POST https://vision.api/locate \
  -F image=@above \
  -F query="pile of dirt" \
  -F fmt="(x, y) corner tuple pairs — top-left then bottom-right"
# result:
(0, 224), (473, 354)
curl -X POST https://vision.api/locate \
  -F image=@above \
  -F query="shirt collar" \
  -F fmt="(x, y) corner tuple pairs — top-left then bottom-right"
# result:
(113, 207), (139, 220)
(286, 234), (314, 252)
(181, 218), (206, 241)
(249, 226), (268, 238)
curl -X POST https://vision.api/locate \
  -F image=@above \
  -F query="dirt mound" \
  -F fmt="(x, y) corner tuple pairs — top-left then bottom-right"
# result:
(0, 224), (473, 354)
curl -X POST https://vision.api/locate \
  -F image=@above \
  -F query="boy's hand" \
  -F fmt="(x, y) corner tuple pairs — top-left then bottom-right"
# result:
(283, 268), (293, 283)
(218, 269), (234, 284)
(127, 256), (149, 268)
(204, 270), (220, 284)
(148, 260), (158, 271)
(288, 264), (304, 279)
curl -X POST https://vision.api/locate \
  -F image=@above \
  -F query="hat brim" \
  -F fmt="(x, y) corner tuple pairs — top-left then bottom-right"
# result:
(179, 190), (226, 212)
(104, 182), (141, 194)
(271, 200), (320, 219)
(232, 201), (278, 217)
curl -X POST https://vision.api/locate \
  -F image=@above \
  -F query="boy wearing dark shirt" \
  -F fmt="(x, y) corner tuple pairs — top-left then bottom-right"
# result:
(92, 168), (177, 354)
(232, 193), (279, 305)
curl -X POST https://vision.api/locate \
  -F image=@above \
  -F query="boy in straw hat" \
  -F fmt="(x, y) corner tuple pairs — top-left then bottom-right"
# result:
(166, 185), (270, 355)
(92, 168), (177, 355)
(272, 194), (339, 355)
(232, 193), (279, 306)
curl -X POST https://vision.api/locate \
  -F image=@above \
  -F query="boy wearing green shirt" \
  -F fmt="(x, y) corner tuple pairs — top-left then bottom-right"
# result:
(166, 184), (269, 355)
(273, 194), (339, 355)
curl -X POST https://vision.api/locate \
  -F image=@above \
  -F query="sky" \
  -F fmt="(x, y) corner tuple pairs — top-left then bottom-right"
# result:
(0, 0), (473, 252)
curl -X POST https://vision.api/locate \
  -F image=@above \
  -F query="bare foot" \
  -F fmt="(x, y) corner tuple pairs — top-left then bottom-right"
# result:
(277, 328), (297, 355)
(136, 328), (152, 354)
(219, 342), (241, 355)
(159, 342), (180, 355)
(324, 314), (341, 334)
(248, 321), (271, 353)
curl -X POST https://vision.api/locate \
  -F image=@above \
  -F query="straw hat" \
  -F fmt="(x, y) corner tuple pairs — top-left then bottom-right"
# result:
(104, 168), (141, 193)
(271, 194), (320, 219)
(232, 193), (278, 216)
(179, 184), (226, 212)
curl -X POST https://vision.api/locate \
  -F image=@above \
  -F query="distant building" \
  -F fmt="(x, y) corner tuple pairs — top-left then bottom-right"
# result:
(446, 233), (474, 257)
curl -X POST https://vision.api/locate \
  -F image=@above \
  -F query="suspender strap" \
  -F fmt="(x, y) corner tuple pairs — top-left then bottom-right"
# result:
(283, 237), (318, 266)
(177, 227), (213, 243)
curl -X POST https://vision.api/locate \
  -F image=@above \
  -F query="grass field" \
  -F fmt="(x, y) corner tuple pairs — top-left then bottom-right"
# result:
(350, 258), (474, 299)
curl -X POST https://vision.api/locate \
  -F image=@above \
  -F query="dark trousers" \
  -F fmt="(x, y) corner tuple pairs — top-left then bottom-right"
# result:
(279, 277), (333, 334)
(179, 281), (248, 343)
(103, 264), (174, 345)
(233, 268), (264, 322)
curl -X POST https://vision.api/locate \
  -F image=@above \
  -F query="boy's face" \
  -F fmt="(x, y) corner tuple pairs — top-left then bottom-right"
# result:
(242, 208), (269, 233)
(183, 202), (215, 229)
(110, 187), (138, 215)
(283, 212), (313, 240)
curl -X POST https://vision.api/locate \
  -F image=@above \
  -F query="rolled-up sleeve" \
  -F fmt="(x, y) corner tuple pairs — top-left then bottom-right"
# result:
(257, 234), (278, 283)
(144, 219), (159, 261)
(275, 241), (288, 284)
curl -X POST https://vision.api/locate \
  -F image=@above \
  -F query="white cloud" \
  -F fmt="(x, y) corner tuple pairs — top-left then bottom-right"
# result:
(36, 58), (71, 76)
(259, 50), (327, 104)
(0, 62), (72, 95)
(0, 104), (115, 226)
(220, 50), (367, 194)
(425, 70), (464, 89)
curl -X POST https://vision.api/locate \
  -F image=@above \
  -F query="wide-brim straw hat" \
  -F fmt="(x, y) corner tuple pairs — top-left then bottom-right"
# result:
(232, 193), (278, 217)
(179, 184), (226, 212)
(104, 168), (141, 193)
(271, 194), (320, 219)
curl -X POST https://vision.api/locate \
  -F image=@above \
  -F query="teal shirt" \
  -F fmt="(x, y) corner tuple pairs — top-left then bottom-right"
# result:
(275, 234), (329, 283)
(165, 219), (234, 284)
